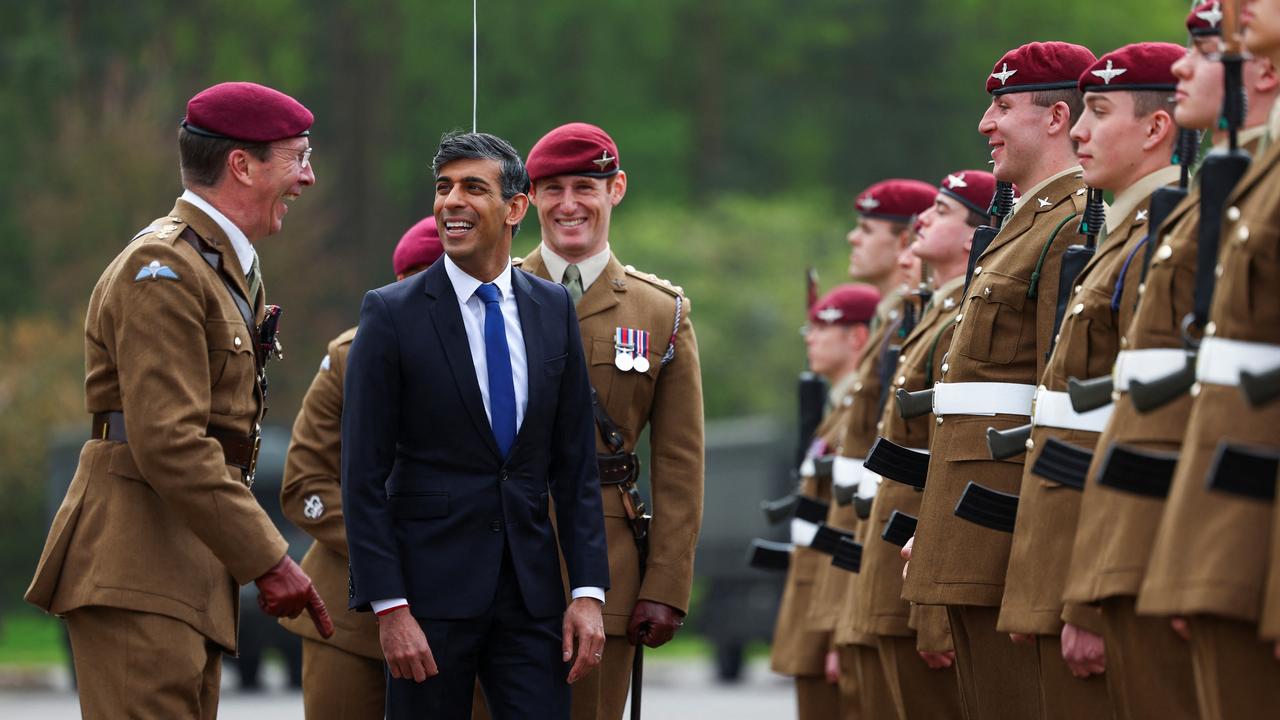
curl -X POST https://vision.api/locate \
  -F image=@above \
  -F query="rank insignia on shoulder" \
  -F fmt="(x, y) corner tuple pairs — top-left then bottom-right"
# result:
(319, 354), (331, 372)
(614, 326), (651, 373)
(303, 494), (325, 520)
(134, 260), (180, 282)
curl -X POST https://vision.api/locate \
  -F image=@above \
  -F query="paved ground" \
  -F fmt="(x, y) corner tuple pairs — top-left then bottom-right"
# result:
(0, 657), (795, 719)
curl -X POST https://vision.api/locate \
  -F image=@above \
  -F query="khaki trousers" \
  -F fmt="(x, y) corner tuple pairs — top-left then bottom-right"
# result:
(947, 605), (1040, 719)
(797, 674), (841, 720)
(1188, 615), (1280, 720)
(570, 634), (636, 720)
(851, 643), (896, 720)
(877, 635), (963, 719)
(836, 646), (861, 720)
(1035, 635), (1110, 720)
(301, 638), (385, 719)
(1100, 596), (1197, 720)
(65, 605), (221, 720)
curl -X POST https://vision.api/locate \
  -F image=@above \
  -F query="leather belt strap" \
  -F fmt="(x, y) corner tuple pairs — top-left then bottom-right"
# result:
(91, 412), (260, 476)
(932, 381), (1036, 416)
(1032, 388), (1112, 433)
(597, 452), (639, 485)
(1196, 337), (1280, 387)
(1113, 348), (1188, 391)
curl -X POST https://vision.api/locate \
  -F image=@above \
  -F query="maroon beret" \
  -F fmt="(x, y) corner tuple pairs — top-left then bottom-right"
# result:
(809, 284), (882, 327)
(1188, 1), (1224, 36)
(938, 170), (998, 217)
(393, 216), (443, 276)
(1078, 43), (1183, 94)
(986, 42), (1098, 96)
(182, 82), (313, 143)
(526, 123), (620, 182)
(855, 179), (937, 223)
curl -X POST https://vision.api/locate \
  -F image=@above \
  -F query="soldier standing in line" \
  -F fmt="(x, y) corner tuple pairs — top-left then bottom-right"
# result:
(515, 123), (705, 720)
(24, 82), (332, 718)
(899, 42), (1097, 718)
(1138, 0), (1280, 713)
(817, 179), (936, 720)
(772, 283), (881, 720)
(997, 42), (1186, 719)
(846, 170), (996, 720)
(279, 216), (443, 719)
(1062, 7), (1278, 717)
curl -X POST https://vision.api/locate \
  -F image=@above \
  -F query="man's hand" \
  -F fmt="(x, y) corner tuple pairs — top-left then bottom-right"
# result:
(918, 650), (955, 670)
(563, 597), (605, 684)
(1170, 616), (1190, 641)
(900, 535), (915, 581)
(824, 649), (841, 684)
(627, 600), (684, 648)
(254, 555), (333, 638)
(1061, 622), (1106, 678)
(378, 607), (438, 683)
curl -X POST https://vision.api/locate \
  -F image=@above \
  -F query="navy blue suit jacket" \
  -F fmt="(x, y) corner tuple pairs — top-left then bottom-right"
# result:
(341, 260), (609, 620)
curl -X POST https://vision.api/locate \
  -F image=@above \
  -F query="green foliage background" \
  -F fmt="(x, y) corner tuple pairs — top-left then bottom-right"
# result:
(0, 0), (1191, 609)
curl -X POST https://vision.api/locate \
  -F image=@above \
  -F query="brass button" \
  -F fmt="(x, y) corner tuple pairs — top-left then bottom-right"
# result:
(234, 337), (242, 347)
(936, 417), (944, 425)
(1238, 225), (1250, 241)
(854, 382), (863, 392)
(1120, 336), (1128, 347)
(876, 420), (885, 432)
(1138, 283), (1146, 296)
(1215, 264), (1224, 278)
(1074, 284), (1083, 294)
(1227, 206), (1241, 222)
(1190, 382), (1202, 397)
(974, 266), (983, 276)
(956, 314), (964, 323)
(941, 363), (950, 374)
(1111, 390), (1121, 402)
(1025, 438), (1035, 450)
(1038, 384), (1047, 392)
(1205, 321), (1216, 336)
(1157, 244), (1173, 260)
(1072, 303), (1085, 315)
(983, 286), (992, 297)
(897, 375), (907, 385)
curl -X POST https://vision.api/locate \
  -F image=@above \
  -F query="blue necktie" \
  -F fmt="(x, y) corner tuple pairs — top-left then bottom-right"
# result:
(476, 283), (517, 457)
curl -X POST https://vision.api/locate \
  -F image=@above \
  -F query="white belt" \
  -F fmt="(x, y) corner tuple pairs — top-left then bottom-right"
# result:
(932, 382), (1036, 416)
(1032, 388), (1113, 433)
(791, 518), (819, 548)
(1113, 348), (1189, 391)
(799, 456), (817, 478)
(1197, 337), (1280, 387)
(833, 456), (863, 488)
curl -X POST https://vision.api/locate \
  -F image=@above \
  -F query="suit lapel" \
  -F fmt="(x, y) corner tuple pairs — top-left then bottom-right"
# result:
(423, 263), (501, 458)
(512, 269), (546, 451)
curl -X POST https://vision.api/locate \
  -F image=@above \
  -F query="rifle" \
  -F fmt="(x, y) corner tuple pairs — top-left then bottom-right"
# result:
(953, 481), (1019, 533)
(965, 181), (1016, 294)
(1241, 365), (1280, 406)
(1205, 442), (1279, 501)
(988, 188), (1106, 461)
(880, 510), (918, 547)
(1029, 437), (1093, 490)
(1131, 3), (1252, 411)
(864, 437), (930, 489)
(1068, 128), (1203, 413)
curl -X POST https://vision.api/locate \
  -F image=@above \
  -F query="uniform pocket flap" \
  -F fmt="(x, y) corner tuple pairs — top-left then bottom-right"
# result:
(205, 318), (254, 354)
(974, 273), (1030, 310)
(389, 492), (449, 520)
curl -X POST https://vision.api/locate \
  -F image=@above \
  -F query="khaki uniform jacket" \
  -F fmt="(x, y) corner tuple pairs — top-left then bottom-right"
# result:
(771, 399), (853, 676)
(518, 248), (704, 637)
(1064, 130), (1269, 607)
(1139, 137), (1280, 623)
(278, 328), (381, 659)
(903, 169), (1088, 607)
(847, 278), (965, 641)
(25, 198), (288, 652)
(1000, 169), (1173, 636)
(808, 297), (901, 637)
(1265, 475), (1280, 639)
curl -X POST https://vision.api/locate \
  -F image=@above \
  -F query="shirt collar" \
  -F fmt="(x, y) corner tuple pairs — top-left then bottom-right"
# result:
(180, 189), (256, 275)
(443, 253), (514, 303)
(1010, 165), (1083, 217)
(538, 242), (612, 291)
(1106, 165), (1182, 234)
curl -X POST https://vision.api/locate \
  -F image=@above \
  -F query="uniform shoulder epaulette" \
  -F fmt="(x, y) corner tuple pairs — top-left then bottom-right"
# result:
(1068, 185), (1089, 214)
(332, 326), (358, 349)
(512, 256), (525, 267)
(135, 216), (190, 247)
(623, 264), (687, 299)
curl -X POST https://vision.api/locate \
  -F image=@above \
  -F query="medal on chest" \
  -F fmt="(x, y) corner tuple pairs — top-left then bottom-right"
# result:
(614, 326), (651, 373)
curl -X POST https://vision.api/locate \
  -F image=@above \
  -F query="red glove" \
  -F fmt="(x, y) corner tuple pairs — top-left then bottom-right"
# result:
(626, 600), (684, 648)
(254, 555), (334, 638)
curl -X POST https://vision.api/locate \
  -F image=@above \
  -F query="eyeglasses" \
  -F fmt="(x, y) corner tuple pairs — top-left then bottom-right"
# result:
(272, 145), (313, 169)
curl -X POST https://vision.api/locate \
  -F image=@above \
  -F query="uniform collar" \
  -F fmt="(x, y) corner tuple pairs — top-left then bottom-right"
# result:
(1106, 165), (1182, 234)
(1010, 165), (1083, 217)
(443, 253), (514, 303)
(538, 242), (612, 292)
(828, 370), (861, 405)
(180, 188), (256, 275)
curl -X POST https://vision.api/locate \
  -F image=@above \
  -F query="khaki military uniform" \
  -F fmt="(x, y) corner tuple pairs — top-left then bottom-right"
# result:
(518, 247), (704, 720)
(25, 199), (288, 718)
(771, 374), (857, 720)
(1001, 167), (1176, 718)
(847, 276), (966, 720)
(814, 294), (905, 720)
(278, 327), (385, 719)
(902, 168), (1088, 718)
(1055, 139), (1280, 720)
(1139, 134), (1280, 718)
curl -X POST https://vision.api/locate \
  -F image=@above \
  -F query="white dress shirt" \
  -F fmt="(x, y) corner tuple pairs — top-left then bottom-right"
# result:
(180, 189), (256, 275)
(372, 255), (603, 615)
(537, 242), (612, 294)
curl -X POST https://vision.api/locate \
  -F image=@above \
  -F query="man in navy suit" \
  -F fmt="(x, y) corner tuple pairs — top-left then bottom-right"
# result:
(342, 131), (610, 719)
